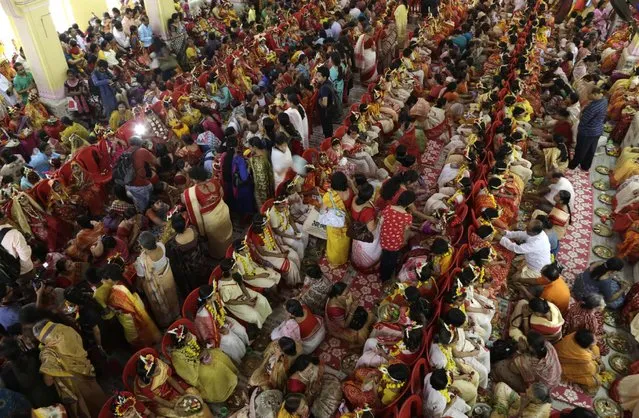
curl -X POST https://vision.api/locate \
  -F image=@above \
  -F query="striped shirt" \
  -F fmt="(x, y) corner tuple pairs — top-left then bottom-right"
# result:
(578, 98), (608, 137)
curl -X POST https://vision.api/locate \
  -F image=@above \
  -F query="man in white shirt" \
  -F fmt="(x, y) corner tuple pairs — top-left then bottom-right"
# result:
(330, 17), (342, 39)
(112, 21), (130, 50)
(499, 219), (551, 280)
(0, 216), (33, 281)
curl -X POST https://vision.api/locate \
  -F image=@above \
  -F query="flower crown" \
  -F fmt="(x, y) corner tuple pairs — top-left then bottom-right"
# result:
(140, 354), (155, 377)
(112, 392), (136, 417)
(168, 324), (187, 343)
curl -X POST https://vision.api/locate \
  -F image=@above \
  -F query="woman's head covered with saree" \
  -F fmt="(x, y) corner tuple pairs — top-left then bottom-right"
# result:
(33, 319), (95, 378)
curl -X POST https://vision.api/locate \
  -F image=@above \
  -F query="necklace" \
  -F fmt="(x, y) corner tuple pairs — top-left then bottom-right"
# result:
(234, 252), (256, 275)
(259, 226), (278, 251)
(182, 338), (201, 361)
(205, 298), (227, 328)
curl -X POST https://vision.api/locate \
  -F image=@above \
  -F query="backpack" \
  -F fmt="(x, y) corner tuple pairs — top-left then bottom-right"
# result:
(112, 147), (139, 186)
(0, 227), (21, 285)
(323, 81), (342, 122)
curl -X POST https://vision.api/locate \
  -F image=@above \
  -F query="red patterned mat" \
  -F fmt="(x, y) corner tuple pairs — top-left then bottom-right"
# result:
(556, 169), (594, 286)
(550, 382), (594, 409)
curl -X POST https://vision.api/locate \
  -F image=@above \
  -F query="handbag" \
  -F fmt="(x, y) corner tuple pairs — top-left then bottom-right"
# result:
(318, 192), (346, 228)
(347, 204), (374, 242)
(302, 208), (327, 240)
(67, 97), (79, 112)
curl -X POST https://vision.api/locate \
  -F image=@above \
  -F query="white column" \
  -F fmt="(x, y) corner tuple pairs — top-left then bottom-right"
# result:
(0, 0), (68, 102)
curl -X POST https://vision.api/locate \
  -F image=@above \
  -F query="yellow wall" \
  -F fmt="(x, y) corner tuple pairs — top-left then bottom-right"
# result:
(67, 0), (108, 29)
(146, 0), (177, 37)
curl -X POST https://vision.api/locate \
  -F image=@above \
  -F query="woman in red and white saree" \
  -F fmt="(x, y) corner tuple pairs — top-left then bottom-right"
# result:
(354, 26), (379, 86)
(181, 168), (233, 259)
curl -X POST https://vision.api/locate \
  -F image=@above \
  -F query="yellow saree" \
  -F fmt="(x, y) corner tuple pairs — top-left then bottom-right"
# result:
(322, 190), (351, 266)
(37, 321), (107, 418)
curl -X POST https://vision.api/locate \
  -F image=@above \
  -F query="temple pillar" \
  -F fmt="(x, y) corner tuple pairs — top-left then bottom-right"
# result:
(67, 0), (108, 29)
(145, 0), (175, 39)
(0, 0), (68, 113)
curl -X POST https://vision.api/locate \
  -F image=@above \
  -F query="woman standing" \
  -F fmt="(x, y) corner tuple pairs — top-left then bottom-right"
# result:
(248, 137), (274, 209)
(354, 25), (379, 85)
(572, 258), (628, 310)
(182, 165), (233, 258)
(33, 320), (108, 418)
(102, 264), (162, 349)
(134, 231), (180, 328)
(329, 52), (345, 104)
(285, 94), (309, 149)
(350, 183), (381, 271)
(322, 172), (353, 267)
(271, 133), (294, 192)
(165, 214), (213, 297)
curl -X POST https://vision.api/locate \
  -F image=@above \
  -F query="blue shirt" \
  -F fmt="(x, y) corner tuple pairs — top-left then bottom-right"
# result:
(29, 151), (60, 176)
(452, 33), (472, 51)
(0, 305), (20, 330)
(138, 24), (154, 48)
(572, 268), (625, 309)
(578, 98), (608, 137)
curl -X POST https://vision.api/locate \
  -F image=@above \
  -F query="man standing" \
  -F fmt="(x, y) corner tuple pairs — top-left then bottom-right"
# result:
(12, 63), (35, 105)
(569, 87), (608, 171)
(138, 16), (154, 48)
(315, 66), (336, 138)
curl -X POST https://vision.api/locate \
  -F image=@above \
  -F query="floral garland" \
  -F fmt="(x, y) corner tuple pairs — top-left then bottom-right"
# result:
(205, 299), (226, 329)
(379, 367), (405, 390)
(389, 341), (405, 358)
(433, 246), (453, 270)
(270, 206), (290, 231)
(234, 252), (257, 276)
(440, 344), (456, 372)
(446, 189), (464, 207)
(437, 371), (453, 403)
(259, 226), (278, 251)
(182, 337), (202, 362)
(468, 263), (486, 285)
(453, 164), (468, 185)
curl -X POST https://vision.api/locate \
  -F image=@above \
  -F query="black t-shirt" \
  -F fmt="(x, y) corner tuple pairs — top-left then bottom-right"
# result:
(318, 81), (334, 110)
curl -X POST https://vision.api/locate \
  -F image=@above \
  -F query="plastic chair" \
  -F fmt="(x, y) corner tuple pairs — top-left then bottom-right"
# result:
(182, 288), (201, 320)
(302, 148), (319, 164)
(398, 394), (423, 418)
(225, 244), (235, 259)
(161, 318), (198, 362)
(98, 391), (145, 418)
(319, 137), (332, 151)
(261, 198), (275, 215)
(410, 358), (429, 395)
(122, 348), (158, 391)
(208, 265), (223, 285)
(333, 125), (347, 139)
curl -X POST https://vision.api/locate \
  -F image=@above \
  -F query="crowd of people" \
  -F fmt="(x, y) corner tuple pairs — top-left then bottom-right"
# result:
(0, 0), (638, 417)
